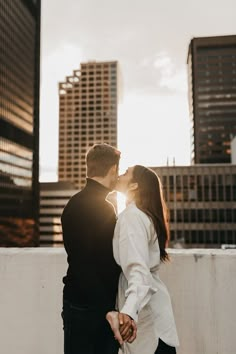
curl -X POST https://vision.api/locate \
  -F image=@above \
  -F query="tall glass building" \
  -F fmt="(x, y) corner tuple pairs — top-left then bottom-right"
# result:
(187, 35), (236, 164)
(0, 0), (41, 246)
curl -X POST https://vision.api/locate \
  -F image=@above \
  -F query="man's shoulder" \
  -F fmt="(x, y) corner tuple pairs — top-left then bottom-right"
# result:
(105, 199), (117, 216)
(61, 190), (85, 219)
(65, 190), (82, 207)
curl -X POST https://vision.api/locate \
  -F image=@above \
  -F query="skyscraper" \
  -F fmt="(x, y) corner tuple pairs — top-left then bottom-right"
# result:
(58, 61), (118, 189)
(0, 0), (41, 246)
(187, 35), (236, 164)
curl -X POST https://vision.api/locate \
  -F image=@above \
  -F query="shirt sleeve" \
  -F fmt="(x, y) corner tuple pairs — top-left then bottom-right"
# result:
(118, 209), (157, 322)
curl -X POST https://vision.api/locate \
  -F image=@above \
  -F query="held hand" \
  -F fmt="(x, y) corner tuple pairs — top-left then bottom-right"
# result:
(118, 313), (137, 343)
(106, 311), (123, 345)
(127, 320), (137, 343)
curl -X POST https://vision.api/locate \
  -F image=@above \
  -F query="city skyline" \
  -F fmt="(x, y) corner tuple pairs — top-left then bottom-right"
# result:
(40, 0), (236, 181)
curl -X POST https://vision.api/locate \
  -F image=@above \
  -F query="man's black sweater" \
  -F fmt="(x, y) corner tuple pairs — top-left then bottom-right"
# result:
(61, 178), (121, 311)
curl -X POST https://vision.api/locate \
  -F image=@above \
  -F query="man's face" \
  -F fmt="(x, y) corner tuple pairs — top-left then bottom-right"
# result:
(109, 164), (119, 190)
(115, 166), (135, 193)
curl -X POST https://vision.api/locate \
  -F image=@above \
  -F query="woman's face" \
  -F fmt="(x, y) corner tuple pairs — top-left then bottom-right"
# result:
(115, 166), (135, 193)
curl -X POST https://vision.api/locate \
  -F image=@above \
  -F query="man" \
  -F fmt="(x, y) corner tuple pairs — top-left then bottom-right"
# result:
(61, 144), (135, 354)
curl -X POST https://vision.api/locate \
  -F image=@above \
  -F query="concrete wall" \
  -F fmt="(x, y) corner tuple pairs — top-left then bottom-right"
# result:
(0, 248), (236, 354)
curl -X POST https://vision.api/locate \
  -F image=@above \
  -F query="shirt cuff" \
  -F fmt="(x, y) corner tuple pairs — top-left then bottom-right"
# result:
(120, 294), (139, 322)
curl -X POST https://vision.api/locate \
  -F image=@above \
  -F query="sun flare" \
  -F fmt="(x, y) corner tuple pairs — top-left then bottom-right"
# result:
(116, 192), (126, 214)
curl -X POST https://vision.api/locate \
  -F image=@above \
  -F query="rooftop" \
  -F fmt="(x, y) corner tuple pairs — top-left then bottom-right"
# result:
(0, 248), (235, 354)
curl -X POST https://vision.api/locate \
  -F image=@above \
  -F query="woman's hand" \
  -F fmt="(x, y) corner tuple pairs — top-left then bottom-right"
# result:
(106, 311), (137, 344)
(118, 312), (137, 343)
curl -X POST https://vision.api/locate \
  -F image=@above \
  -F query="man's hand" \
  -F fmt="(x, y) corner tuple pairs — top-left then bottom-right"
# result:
(106, 311), (123, 345)
(118, 313), (137, 343)
(106, 311), (137, 344)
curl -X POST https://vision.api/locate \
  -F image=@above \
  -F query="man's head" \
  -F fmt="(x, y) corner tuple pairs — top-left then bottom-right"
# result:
(86, 143), (121, 189)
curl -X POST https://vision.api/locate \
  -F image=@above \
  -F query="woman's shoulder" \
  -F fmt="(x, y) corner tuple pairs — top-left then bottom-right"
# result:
(118, 202), (151, 225)
(116, 202), (156, 242)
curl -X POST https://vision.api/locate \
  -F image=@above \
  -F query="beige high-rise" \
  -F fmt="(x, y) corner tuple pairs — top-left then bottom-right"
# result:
(58, 61), (118, 189)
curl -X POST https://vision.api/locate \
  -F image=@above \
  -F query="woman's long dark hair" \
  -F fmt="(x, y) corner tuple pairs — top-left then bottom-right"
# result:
(132, 165), (169, 262)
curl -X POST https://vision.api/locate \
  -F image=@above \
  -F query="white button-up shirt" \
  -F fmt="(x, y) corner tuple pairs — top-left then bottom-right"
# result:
(113, 202), (179, 354)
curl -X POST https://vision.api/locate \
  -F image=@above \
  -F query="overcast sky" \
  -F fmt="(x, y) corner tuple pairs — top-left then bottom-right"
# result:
(40, 0), (236, 181)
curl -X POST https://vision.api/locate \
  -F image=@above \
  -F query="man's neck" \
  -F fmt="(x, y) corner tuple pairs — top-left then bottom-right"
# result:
(90, 176), (111, 190)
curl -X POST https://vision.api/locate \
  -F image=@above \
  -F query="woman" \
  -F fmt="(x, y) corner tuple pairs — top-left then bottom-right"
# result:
(107, 165), (179, 354)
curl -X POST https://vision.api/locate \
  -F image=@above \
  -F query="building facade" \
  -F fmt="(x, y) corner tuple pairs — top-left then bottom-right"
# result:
(231, 136), (236, 164)
(40, 182), (77, 246)
(151, 164), (236, 248)
(58, 61), (118, 189)
(187, 35), (236, 164)
(0, 0), (41, 246)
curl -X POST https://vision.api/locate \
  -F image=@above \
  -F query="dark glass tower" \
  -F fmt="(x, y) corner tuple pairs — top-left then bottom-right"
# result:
(0, 0), (41, 246)
(187, 35), (236, 164)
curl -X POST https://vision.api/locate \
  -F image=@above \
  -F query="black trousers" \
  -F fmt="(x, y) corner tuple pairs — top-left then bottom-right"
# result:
(154, 338), (176, 354)
(62, 299), (119, 354)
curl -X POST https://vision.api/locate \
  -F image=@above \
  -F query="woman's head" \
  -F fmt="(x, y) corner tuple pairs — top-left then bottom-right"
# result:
(116, 165), (169, 262)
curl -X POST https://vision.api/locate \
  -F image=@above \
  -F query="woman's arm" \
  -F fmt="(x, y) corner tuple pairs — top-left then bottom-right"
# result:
(118, 209), (157, 322)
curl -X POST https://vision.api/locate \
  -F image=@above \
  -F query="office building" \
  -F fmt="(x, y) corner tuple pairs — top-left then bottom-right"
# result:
(0, 0), (41, 246)
(187, 35), (236, 164)
(58, 61), (118, 189)
(40, 182), (77, 246)
(151, 164), (236, 248)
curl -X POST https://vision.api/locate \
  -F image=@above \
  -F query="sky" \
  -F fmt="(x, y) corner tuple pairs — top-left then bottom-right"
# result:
(40, 0), (236, 181)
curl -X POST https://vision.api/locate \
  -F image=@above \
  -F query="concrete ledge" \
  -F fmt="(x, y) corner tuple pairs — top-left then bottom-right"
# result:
(0, 248), (236, 354)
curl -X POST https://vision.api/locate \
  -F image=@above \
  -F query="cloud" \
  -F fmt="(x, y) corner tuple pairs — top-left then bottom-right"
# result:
(153, 52), (188, 93)
(159, 68), (188, 92)
(134, 52), (188, 95)
(154, 53), (173, 72)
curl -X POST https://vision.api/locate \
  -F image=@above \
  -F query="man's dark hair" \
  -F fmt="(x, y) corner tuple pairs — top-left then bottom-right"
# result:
(86, 143), (121, 178)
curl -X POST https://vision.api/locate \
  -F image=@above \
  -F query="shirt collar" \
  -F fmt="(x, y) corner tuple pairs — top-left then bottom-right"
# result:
(85, 178), (111, 198)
